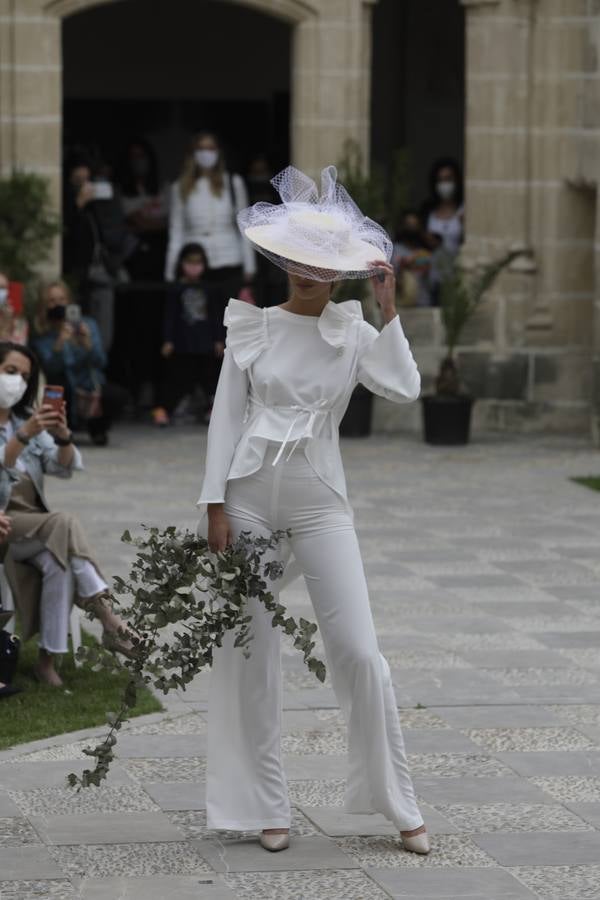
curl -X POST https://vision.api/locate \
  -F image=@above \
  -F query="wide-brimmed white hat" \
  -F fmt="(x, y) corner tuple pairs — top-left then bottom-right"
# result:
(237, 165), (392, 282)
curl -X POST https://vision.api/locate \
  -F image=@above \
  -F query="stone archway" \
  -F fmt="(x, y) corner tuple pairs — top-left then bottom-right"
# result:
(0, 0), (377, 209)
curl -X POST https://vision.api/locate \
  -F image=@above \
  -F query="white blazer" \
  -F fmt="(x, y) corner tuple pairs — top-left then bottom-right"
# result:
(165, 174), (256, 280)
(197, 298), (421, 593)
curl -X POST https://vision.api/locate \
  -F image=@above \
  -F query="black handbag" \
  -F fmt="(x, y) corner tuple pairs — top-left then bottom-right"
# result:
(0, 629), (20, 684)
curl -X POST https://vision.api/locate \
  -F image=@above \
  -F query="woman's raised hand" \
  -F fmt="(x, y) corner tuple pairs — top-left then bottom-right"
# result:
(55, 322), (75, 350)
(22, 403), (63, 439)
(369, 259), (397, 323)
(46, 402), (71, 441)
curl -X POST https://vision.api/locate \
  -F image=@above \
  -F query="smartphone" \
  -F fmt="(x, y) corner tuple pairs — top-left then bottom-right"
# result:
(65, 303), (82, 325)
(91, 181), (114, 201)
(42, 384), (64, 413)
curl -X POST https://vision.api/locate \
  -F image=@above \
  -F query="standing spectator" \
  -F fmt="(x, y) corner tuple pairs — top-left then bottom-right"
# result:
(32, 281), (126, 446)
(392, 211), (433, 307)
(423, 157), (464, 255)
(153, 243), (225, 428)
(165, 132), (256, 298)
(118, 137), (169, 283)
(0, 273), (28, 344)
(245, 153), (288, 308)
(112, 138), (169, 415)
(62, 153), (137, 351)
(422, 157), (465, 304)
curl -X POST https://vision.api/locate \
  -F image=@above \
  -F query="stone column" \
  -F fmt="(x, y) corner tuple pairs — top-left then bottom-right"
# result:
(0, 1), (61, 199)
(291, 0), (376, 176)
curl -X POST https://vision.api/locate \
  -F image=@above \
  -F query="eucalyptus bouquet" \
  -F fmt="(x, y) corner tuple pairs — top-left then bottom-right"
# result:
(68, 526), (325, 789)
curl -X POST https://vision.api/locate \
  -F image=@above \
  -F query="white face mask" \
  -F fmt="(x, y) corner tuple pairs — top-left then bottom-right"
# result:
(195, 149), (219, 170)
(0, 372), (27, 409)
(436, 180), (456, 200)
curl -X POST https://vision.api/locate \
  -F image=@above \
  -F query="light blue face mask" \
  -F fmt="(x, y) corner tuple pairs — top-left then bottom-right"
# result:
(0, 288), (8, 306)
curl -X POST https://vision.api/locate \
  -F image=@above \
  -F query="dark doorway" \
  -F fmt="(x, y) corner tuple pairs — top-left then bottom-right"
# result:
(371, 0), (465, 212)
(62, 0), (291, 180)
(61, 0), (291, 416)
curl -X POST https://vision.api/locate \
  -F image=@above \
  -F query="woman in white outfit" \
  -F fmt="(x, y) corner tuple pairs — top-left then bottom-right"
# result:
(197, 166), (429, 855)
(165, 131), (256, 297)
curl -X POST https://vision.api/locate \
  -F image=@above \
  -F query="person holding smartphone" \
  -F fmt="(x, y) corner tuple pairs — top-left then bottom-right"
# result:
(0, 342), (134, 687)
(32, 280), (127, 446)
(62, 153), (137, 351)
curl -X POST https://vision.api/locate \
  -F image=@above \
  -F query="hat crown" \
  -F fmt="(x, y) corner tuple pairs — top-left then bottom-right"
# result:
(287, 207), (352, 253)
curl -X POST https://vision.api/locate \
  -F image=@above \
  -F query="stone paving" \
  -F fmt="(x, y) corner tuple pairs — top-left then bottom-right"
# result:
(1, 425), (600, 899)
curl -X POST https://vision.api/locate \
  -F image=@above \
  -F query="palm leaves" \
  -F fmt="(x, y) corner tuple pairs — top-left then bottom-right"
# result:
(438, 248), (524, 359)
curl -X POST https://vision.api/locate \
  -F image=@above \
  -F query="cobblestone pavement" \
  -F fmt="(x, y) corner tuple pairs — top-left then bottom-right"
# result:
(1, 425), (600, 899)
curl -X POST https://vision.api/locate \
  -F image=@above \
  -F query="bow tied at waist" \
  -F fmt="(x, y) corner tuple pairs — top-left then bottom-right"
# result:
(243, 395), (331, 466)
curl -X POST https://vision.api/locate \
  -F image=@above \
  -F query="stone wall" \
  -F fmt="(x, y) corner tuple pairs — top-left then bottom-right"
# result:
(0, 0), (598, 436)
(447, 0), (599, 438)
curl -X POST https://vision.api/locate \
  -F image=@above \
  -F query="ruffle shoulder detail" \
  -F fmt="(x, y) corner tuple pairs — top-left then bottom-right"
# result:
(223, 298), (270, 370)
(318, 299), (364, 349)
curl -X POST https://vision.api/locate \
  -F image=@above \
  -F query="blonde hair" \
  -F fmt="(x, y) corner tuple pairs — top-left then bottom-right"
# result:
(178, 131), (225, 201)
(35, 279), (72, 334)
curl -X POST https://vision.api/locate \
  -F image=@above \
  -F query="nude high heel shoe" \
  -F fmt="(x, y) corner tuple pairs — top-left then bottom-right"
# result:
(260, 830), (290, 852)
(401, 828), (430, 855)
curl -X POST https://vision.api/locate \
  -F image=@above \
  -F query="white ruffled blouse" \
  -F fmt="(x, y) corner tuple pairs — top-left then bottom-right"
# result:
(197, 298), (421, 530)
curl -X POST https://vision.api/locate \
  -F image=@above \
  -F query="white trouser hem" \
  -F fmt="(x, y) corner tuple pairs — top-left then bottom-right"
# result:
(37, 642), (67, 654)
(344, 802), (424, 831)
(206, 818), (291, 831)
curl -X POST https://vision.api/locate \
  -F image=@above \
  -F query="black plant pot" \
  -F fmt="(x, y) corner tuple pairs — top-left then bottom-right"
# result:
(340, 384), (373, 437)
(421, 394), (474, 445)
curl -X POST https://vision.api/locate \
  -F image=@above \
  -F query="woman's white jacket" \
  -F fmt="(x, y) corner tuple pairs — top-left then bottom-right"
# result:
(197, 298), (420, 583)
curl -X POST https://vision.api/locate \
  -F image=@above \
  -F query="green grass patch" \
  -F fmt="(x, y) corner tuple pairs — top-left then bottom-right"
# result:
(1, 630), (162, 751)
(571, 476), (600, 493)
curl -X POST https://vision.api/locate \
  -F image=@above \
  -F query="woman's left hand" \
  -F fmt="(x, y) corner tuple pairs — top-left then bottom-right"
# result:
(369, 260), (397, 320)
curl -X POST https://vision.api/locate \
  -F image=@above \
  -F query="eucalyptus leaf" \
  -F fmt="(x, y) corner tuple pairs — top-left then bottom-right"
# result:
(68, 525), (326, 789)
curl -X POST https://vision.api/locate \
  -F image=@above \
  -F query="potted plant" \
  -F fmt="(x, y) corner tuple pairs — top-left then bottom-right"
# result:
(334, 140), (410, 437)
(0, 171), (61, 316)
(421, 248), (525, 445)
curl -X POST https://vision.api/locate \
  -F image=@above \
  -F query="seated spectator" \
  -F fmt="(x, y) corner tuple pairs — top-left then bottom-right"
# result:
(32, 280), (127, 446)
(153, 243), (225, 428)
(0, 342), (134, 687)
(392, 210), (433, 307)
(0, 272), (28, 345)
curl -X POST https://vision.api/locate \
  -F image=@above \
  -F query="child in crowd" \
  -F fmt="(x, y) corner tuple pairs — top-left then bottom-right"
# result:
(153, 243), (226, 427)
(391, 210), (433, 308)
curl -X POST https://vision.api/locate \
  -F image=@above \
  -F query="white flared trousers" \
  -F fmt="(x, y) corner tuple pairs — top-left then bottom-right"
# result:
(206, 441), (424, 833)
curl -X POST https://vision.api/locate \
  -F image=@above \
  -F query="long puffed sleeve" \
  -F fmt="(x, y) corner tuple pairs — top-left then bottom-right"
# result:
(356, 315), (421, 402)
(196, 347), (249, 507)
